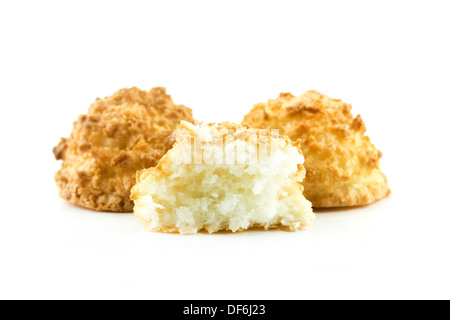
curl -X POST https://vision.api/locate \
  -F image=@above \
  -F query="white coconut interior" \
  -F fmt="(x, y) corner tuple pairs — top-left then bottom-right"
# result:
(133, 140), (314, 234)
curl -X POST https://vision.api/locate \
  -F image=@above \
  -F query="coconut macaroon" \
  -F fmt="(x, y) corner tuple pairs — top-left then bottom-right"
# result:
(242, 90), (389, 208)
(53, 87), (194, 212)
(131, 121), (315, 234)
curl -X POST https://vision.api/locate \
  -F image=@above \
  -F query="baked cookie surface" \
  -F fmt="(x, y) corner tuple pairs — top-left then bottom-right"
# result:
(131, 121), (314, 234)
(242, 90), (389, 207)
(53, 87), (194, 212)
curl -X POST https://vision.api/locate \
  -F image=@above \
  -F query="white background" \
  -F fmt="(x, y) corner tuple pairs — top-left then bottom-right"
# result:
(1, 0), (449, 300)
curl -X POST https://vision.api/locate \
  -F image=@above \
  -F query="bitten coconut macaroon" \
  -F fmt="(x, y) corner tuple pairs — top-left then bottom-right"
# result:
(53, 87), (194, 212)
(131, 121), (315, 234)
(243, 90), (389, 208)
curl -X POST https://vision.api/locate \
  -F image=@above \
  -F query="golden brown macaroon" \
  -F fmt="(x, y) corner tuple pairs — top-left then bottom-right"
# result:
(242, 90), (389, 208)
(53, 87), (194, 212)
